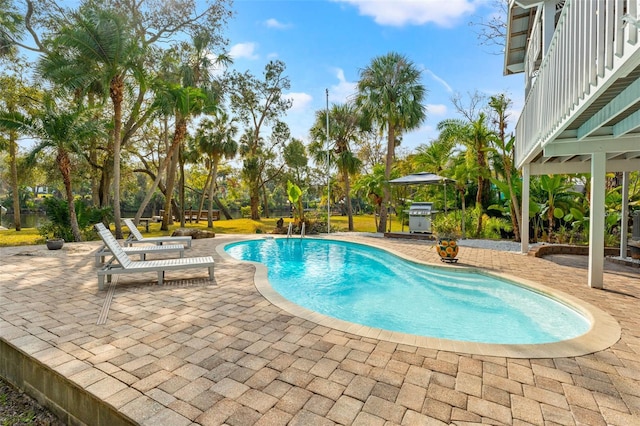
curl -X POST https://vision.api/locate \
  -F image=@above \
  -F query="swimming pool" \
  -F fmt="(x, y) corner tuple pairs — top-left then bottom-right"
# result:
(224, 238), (591, 345)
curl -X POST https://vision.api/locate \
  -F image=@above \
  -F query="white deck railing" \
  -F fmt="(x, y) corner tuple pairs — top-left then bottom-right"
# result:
(515, 0), (640, 168)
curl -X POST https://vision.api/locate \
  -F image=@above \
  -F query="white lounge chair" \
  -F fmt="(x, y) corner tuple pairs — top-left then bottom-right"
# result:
(95, 226), (214, 290)
(123, 218), (192, 248)
(94, 223), (185, 266)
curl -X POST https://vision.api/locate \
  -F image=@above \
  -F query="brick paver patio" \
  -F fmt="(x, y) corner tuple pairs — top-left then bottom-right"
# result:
(1, 234), (639, 425)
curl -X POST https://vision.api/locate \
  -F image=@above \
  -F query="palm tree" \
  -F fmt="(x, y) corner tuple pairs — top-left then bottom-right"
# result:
(194, 111), (238, 228)
(488, 94), (521, 241)
(438, 113), (494, 236)
(413, 137), (455, 175)
(153, 82), (212, 230)
(42, 7), (144, 239)
(310, 103), (363, 231)
(356, 52), (426, 233)
(0, 97), (102, 241)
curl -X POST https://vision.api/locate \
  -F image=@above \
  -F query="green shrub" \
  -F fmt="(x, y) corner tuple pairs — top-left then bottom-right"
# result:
(37, 197), (112, 241)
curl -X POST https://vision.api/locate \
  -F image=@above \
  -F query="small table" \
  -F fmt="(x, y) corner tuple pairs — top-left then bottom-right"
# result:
(125, 218), (151, 232)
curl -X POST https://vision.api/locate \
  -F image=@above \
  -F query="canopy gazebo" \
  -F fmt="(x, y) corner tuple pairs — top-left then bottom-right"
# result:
(387, 172), (457, 236)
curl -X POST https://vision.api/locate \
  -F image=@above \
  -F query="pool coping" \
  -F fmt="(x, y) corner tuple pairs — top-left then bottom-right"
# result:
(216, 235), (621, 359)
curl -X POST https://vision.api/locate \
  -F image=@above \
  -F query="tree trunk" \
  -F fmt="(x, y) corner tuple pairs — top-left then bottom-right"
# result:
(213, 195), (233, 220)
(379, 124), (395, 233)
(250, 187), (260, 220)
(58, 149), (82, 242)
(207, 162), (218, 228)
(161, 117), (187, 231)
(9, 130), (21, 231)
(262, 182), (270, 219)
(162, 149), (179, 230)
(345, 172), (354, 231)
(197, 169), (212, 224)
(460, 189), (467, 239)
(111, 75), (125, 239)
(179, 145), (185, 228)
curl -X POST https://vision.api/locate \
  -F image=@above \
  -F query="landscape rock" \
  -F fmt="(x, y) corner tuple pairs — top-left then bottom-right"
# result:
(171, 228), (215, 239)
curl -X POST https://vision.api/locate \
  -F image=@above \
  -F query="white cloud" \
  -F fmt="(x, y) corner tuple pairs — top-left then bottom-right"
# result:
(424, 69), (453, 93)
(285, 92), (313, 112)
(426, 103), (447, 116)
(267, 52), (279, 59)
(334, 0), (479, 27)
(329, 68), (358, 104)
(265, 18), (291, 29)
(229, 42), (259, 60)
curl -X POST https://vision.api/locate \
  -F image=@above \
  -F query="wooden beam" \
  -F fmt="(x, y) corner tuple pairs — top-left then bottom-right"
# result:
(613, 109), (640, 137)
(577, 78), (640, 139)
(543, 135), (640, 156)
(530, 158), (640, 175)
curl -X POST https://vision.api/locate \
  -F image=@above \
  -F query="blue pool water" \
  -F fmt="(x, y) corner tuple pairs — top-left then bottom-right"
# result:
(225, 238), (591, 344)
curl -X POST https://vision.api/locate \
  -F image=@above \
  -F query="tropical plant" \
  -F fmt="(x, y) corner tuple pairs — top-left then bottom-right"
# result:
(356, 52), (427, 233)
(353, 164), (387, 230)
(0, 72), (41, 231)
(39, 7), (144, 239)
(37, 196), (111, 242)
(536, 174), (582, 242)
(309, 102), (363, 231)
(487, 94), (521, 241)
(0, 96), (103, 242)
(432, 211), (461, 239)
(287, 180), (304, 222)
(438, 113), (494, 237)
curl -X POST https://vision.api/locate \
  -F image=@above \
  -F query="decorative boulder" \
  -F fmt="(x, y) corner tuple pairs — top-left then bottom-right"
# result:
(171, 228), (215, 239)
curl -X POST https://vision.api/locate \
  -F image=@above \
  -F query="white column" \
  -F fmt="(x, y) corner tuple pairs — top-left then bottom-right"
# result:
(621, 172), (630, 258)
(588, 152), (606, 289)
(521, 163), (530, 254)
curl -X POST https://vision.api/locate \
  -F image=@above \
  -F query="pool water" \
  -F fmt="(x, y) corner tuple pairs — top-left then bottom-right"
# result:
(225, 238), (591, 344)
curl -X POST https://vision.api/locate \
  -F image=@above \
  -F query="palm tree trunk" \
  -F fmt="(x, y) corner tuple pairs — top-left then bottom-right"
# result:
(9, 130), (21, 231)
(207, 162), (218, 228)
(179, 145), (185, 228)
(111, 75), (125, 239)
(345, 172), (354, 231)
(162, 150), (179, 230)
(379, 124), (395, 233)
(58, 149), (82, 242)
(162, 118), (187, 231)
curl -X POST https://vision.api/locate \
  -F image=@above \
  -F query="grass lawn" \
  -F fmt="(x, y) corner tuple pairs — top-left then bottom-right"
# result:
(0, 214), (406, 247)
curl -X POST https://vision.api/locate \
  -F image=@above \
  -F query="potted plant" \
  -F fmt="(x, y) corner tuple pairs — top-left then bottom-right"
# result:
(432, 214), (461, 263)
(38, 221), (67, 250)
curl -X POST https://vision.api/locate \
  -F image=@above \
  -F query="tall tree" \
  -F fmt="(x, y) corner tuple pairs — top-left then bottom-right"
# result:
(356, 52), (427, 233)
(0, 72), (39, 231)
(488, 93), (521, 241)
(438, 114), (494, 236)
(152, 83), (212, 230)
(310, 103), (363, 231)
(0, 96), (102, 241)
(42, 7), (144, 239)
(229, 60), (292, 220)
(194, 111), (238, 227)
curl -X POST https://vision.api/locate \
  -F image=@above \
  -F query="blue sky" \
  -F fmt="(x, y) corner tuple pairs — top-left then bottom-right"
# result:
(222, 0), (523, 152)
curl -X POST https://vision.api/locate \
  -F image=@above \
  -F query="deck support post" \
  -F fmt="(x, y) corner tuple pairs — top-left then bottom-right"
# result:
(521, 163), (530, 254)
(588, 152), (606, 289)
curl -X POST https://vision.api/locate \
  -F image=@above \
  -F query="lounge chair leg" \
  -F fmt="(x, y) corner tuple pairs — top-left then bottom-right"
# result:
(98, 275), (105, 291)
(208, 266), (214, 281)
(158, 271), (164, 285)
